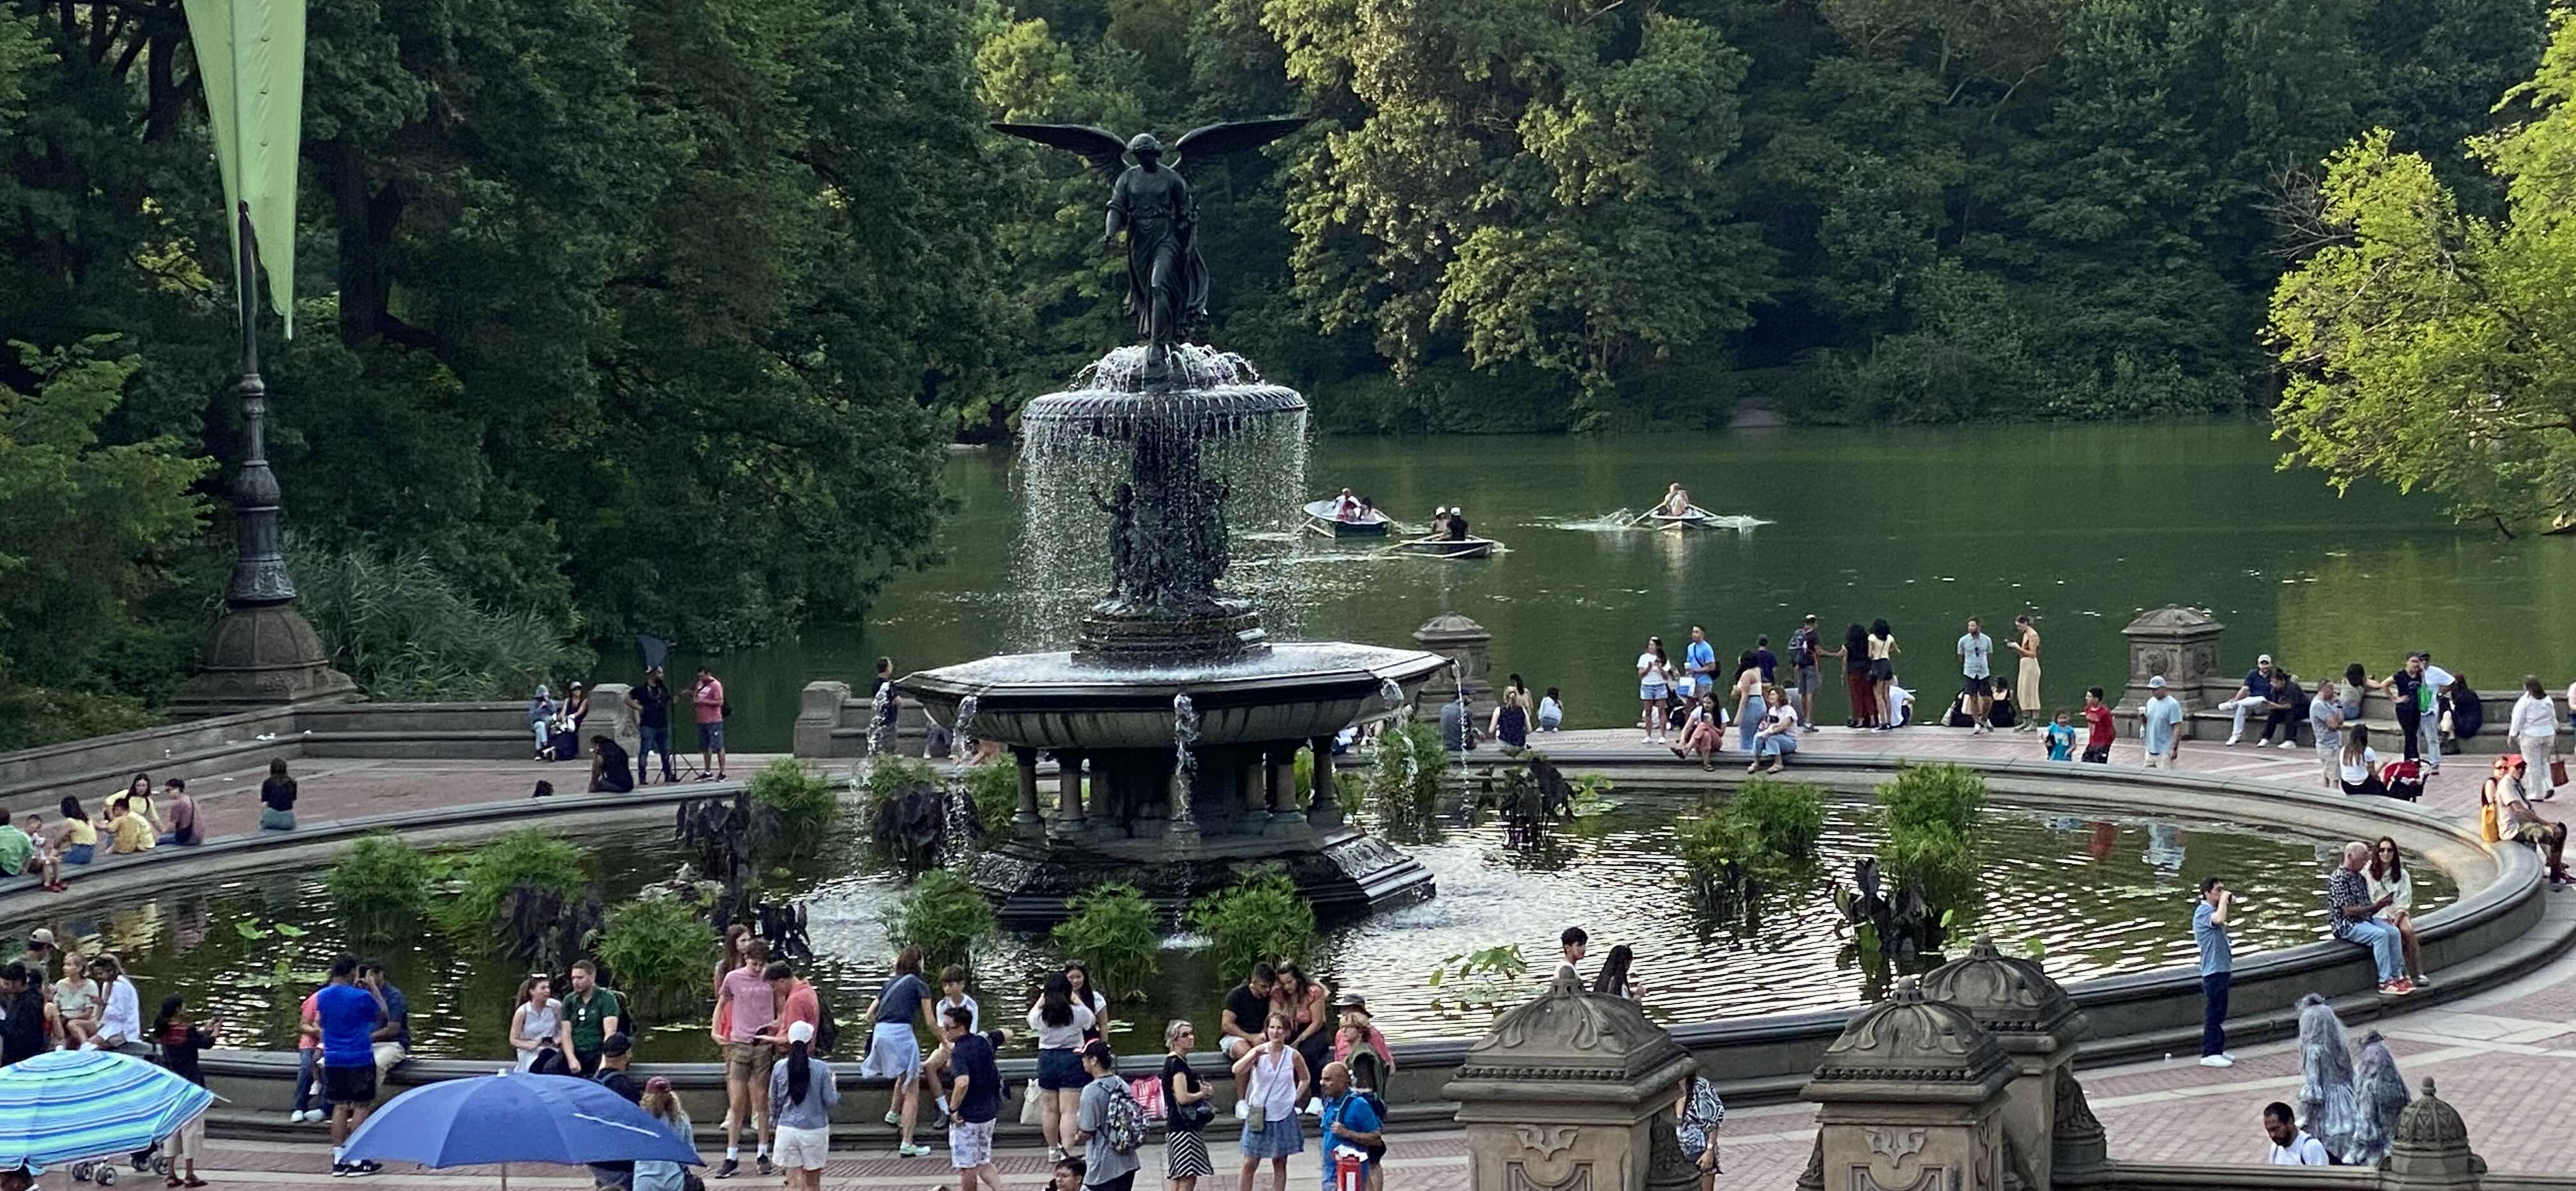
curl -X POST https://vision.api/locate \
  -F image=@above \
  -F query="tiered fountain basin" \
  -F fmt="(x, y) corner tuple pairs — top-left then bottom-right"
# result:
(0, 758), (2555, 1141)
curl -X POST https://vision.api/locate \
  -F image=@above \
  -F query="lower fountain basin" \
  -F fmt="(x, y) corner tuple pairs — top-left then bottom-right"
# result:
(896, 642), (1450, 749)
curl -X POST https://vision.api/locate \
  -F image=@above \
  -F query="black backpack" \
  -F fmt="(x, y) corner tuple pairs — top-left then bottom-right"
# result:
(813, 997), (841, 1056)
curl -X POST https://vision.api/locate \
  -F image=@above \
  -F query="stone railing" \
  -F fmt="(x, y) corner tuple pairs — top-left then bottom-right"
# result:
(0, 700), (530, 813)
(791, 679), (933, 758)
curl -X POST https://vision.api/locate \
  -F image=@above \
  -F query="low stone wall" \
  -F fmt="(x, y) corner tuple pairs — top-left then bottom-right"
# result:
(0, 700), (529, 813)
(792, 679), (932, 758)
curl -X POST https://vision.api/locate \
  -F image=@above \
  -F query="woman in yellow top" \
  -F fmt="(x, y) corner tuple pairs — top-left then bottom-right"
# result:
(51, 795), (98, 865)
(106, 797), (155, 854)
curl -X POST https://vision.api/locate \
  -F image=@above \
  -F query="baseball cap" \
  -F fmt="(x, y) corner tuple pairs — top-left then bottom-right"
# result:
(2257, 654), (2273, 665)
(602, 1033), (633, 1057)
(645, 1076), (673, 1094)
(2148, 676), (2167, 689)
(26, 928), (52, 947)
(786, 1020), (815, 1044)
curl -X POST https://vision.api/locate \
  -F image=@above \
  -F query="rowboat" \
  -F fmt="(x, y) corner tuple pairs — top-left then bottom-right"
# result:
(1302, 498), (1393, 537)
(1643, 504), (1762, 531)
(1396, 535), (1497, 559)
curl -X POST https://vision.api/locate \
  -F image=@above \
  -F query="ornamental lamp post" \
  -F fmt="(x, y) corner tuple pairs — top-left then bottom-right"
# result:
(168, 0), (356, 716)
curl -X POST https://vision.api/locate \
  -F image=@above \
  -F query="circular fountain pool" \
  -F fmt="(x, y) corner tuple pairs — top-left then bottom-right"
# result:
(4, 791), (2443, 1063)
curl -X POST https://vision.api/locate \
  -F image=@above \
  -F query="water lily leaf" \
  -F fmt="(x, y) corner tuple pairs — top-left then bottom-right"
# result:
(234, 922), (272, 941)
(273, 923), (310, 938)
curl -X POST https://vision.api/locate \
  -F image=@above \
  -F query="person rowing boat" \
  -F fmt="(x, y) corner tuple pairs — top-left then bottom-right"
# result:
(1660, 483), (1690, 518)
(1331, 488), (1363, 521)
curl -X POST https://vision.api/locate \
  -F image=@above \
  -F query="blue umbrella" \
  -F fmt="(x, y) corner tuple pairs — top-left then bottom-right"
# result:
(0, 1050), (215, 1172)
(342, 1072), (700, 1185)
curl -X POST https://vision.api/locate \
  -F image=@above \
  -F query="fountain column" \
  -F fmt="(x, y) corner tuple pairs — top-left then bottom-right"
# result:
(1264, 745), (1304, 835)
(1306, 737), (1341, 831)
(1011, 748), (1045, 841)
(1051, 751), (1087, 839)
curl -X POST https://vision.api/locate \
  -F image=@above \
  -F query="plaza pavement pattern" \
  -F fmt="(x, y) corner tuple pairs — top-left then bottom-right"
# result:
(150, 723), (2567, 1188)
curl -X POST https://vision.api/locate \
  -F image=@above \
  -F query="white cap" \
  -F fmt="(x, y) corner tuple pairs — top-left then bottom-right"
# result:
(787, 1020), (815, 1044)
(2148, 676), (2167, 689)
(2257, 654), (2273, 665)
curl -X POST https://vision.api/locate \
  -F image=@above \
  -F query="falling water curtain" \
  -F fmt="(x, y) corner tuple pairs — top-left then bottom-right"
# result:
(181, 0), (306, 337)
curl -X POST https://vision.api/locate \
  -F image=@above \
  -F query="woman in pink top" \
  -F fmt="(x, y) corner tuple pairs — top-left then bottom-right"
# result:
(290, 990), (324, 1123)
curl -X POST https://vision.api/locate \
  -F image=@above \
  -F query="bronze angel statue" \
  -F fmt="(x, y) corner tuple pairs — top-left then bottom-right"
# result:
(992, 118), (1307, 378)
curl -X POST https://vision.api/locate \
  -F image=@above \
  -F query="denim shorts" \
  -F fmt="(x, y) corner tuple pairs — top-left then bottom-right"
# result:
(61, 844), (93, 865)
(1036, 1047), (1085, 1091)
(698, 721), (725, 751)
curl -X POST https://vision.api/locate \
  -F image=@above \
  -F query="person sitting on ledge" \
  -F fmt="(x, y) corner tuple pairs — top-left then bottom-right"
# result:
(2488, 755), (2572, 886)
(589, 735), (635, 794)
(2327, 841), (2411, 995)
(157, 777), (202, 847)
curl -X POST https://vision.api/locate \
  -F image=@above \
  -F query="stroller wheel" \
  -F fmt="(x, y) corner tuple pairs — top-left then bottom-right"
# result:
(71, 1162), (93, 1181)
(152, 1156), (172, 1175)
(97, 1167), (119, 1186)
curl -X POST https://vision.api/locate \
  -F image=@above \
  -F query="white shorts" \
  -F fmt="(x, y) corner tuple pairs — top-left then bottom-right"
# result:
(949, 1119), (995, 1168)
(774, 1123), (831, 1171)
(166, 1114), (206, 1160)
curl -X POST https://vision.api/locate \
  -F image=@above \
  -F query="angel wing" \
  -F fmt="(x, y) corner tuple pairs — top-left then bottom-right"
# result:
(1171, 116), (1310, 167)
(989, 123), (1128, 183)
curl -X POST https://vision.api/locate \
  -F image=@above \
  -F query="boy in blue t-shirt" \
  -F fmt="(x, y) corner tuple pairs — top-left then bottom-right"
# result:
(2044, 711), (2076, 762)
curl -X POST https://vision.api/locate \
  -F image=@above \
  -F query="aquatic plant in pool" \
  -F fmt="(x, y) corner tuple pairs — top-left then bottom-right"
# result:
(884, 870), (995, 970)
(1186, 868), (1318, 978)
(30, 794), (2451, 1061)
(1049, 883), (1160, 998)
(595, 894), (719, 1013)
(325, 832), (441, 939)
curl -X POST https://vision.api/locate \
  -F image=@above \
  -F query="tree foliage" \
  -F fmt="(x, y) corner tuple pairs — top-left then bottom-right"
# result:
(2270, 12), (2576, 530)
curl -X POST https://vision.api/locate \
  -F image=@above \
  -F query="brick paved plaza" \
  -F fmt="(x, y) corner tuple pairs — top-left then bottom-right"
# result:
(45, 723), (2572, 1189)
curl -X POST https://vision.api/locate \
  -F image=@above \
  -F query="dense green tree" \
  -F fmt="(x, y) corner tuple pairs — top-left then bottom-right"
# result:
(2271, 15), (2576, 530)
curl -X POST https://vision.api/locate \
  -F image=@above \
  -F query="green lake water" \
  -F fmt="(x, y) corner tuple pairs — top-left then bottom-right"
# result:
(671, 420), (2576, 751)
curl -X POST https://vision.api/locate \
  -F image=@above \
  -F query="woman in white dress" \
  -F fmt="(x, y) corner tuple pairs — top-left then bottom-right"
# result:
(509, 974), (575, 1072)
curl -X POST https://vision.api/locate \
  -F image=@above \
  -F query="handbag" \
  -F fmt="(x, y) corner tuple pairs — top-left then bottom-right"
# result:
(2480, 799), (2501, 844)
(1019, 1084), (1045, 1126)
(2553, 758), (2568, 789)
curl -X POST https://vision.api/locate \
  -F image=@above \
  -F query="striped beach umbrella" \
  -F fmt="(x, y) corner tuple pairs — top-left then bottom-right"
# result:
(0, 1050), (215, 1171)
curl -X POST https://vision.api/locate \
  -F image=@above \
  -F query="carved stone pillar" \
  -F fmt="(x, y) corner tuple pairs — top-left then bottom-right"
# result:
(2379, 1079), (2487, 1191)
(1305, 737), (1342, 831)
(1012, 748), (1045, 840)
(1050, 751), (1085, 838)
(1801, 980), (2014, 1191)
(1412, 613), (1496, 723)
(1263, 746), (1303, 834)
(1443, 969), (1700, 1191)
(2119, 605), (2227, 713)
(1921, 935), (2090, 1186)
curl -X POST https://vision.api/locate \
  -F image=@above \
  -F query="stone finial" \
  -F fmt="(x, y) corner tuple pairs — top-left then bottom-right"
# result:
(2050, 1067), (2108, 1172)
(2381, 1076), (2486, 1189)
(1413, 612), (1492, 643)
(1806, 979), (2012, 1100)
(1920, 935), (2087, 1049)
(2392, 1077), (2472, 1150)
(1444, 965), (1694, 1105)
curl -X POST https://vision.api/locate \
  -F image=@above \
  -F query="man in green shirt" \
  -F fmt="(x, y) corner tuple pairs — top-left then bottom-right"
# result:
(0, 809), (35, 879)
(564, 960), (623, 1075)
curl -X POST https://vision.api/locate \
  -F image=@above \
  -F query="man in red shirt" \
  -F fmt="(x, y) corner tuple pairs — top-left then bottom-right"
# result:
(693, 666), (728, 781)
(758, 960), (820, 1049)
(2082, 687), (2116, 764)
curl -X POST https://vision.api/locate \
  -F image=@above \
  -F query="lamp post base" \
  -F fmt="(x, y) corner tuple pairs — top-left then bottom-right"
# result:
(169, 603), (359, 718)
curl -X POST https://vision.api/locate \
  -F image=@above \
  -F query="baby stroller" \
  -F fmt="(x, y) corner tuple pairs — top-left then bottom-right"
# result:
(2380, 758), (2427, 802)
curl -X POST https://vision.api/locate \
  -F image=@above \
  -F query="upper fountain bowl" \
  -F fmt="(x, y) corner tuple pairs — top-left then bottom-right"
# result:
(1022, 346), (1308, 441)
(898, 642), (1449, 750)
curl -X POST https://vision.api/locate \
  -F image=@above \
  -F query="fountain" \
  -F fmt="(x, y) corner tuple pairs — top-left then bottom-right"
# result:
(899, 118), (1446, 922)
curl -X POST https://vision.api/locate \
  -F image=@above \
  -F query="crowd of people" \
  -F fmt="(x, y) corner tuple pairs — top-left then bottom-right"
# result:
(525, 665), (732, 792)
(0, 765), (303, 894)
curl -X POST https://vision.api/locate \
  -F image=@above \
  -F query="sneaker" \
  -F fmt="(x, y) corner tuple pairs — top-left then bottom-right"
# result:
(930, 1112), (951, 1131)
(2224, 735), (2241, 747)
(2198, 1055), (2234, 1068)
(2278, 739), (2299, 749)
(331, 1164), (352, 1179)
(885, 1109), (903, 1126)
(899, 1143), (932, 1158)
(2411, 974), (2434, 988)
(1641, 735), (1657, 744)
(757, 1156), (775, 1178)
(714, 1159), (739, 1179)
(350, 1162), (381, 1178)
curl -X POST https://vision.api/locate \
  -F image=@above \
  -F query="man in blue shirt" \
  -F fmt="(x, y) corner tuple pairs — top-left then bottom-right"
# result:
(1684, 628), (1719, 705)
(313, 957), (388, 1177)
(2193, 878), (2233, 1068)
(1317, 1060), (1383, 1190)
(358, 960), (410, 1086)
(2220, 654), (2283, 746)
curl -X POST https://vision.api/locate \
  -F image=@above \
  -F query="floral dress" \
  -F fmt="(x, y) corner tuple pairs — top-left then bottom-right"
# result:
(1676, 1076), (1724, 1169)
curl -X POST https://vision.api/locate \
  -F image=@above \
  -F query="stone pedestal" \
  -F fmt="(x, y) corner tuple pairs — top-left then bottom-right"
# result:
(794, 680), (850, 757)
(2380, 1079), (2487, 1191)
(1444, 969), (1701, 1191)
(2120, 606), (2227, 712)
(1413, 613), (1496, 723)
(1921, 935), (2089, 1186)
(168, 603), (359, 718)
(1800, 980), (2013, 1191)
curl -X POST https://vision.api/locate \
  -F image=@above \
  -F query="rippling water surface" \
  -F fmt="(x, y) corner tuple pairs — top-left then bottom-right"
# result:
(6, 792), (2448, 1061)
